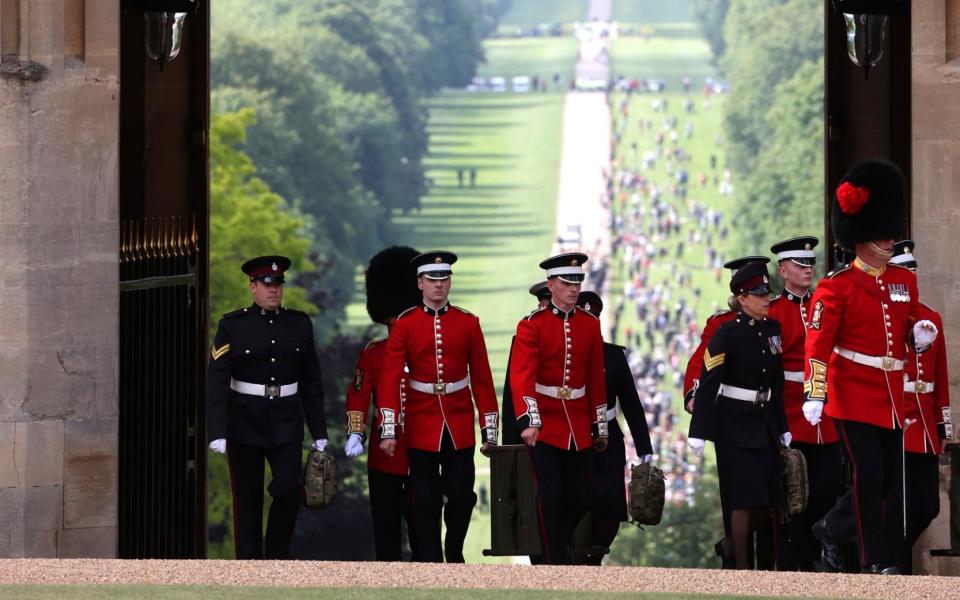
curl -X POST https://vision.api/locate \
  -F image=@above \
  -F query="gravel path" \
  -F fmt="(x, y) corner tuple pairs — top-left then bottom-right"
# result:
(0, 560), (956, 598)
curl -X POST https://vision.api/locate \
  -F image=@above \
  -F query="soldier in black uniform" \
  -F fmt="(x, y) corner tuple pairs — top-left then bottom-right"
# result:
(206, 255), (328, 560)
(688, 261), (789, 569)
(502, 281), (553, 446)
(575, 291), (653, 565)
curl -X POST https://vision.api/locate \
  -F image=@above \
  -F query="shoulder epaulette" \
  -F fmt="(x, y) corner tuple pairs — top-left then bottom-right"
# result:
(281, 306), (310, 317)
(222, 307), (249, 319)
(770, 294), (782, 301)
(396, 306), (417, 320)
(827, 266), (852, 279)
(524, 307), (545, 320)
(708, 309), (732, 320)
(364, 338), (385, 351)
(453, 305), (475, 316)
(575, 306), (599, 320)
(887, 263), (913, 273)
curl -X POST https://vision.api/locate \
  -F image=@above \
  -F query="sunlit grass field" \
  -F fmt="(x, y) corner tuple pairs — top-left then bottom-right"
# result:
(498, 0), (590, 27)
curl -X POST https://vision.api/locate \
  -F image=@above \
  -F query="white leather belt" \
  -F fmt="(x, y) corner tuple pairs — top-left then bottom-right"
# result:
(834, 346), (904, 372)
(409, 375), (470, 395)
(783, 370), (804, 383)
(904, 380), (935, 394)
(606, 407), (617, 421)
(535, 383), (587, 400)
(720, 384), (771, 404)
(230, 378), (298, 398)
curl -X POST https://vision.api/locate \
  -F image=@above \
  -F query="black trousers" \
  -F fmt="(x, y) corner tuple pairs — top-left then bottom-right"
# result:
(901, 452), (941, 573)
(407, 432), (476, 563)
(778, 442), (844, 571)
(835, 419), (904, 568)
(527, 443), (594, 565)
(227, 440), (302, 560)
(368, 469), (417, 561)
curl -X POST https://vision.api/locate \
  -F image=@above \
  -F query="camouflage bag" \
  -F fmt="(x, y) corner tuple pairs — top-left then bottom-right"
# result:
(629, 462), (666, 526)
(780, 446), (809, 516)
(303, 449), (338, 510)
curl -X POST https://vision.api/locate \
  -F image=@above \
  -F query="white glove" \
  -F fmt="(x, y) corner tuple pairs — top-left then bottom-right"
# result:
(687, 437), (705, 457)
(781, 432), (792, 447)
(803, 400), (823, 426)
(344, 433), (364, 458)
(639, 453), (653, 464)
(313, 438), (328, 452)
(914, 319), (938, 351)
(209, 439), (226, 454)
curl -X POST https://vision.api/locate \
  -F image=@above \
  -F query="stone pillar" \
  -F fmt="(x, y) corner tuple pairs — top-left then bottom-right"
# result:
(0, 1), (119, 557)
(911, 0), (960, 577)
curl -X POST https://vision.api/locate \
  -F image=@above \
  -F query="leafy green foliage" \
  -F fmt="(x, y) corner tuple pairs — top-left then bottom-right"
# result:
(691, 0), (729, 62)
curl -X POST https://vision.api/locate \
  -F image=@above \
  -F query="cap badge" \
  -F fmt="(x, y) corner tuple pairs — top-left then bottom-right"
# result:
(434, 256), (443, 263)
(571, 258), (579, 266)
(271, 262), (278, 271)
(804, 243), (811, 250)
(763, 275), (768, 283)
(584, 302), (592, 311)
(905, 246), (912, 254)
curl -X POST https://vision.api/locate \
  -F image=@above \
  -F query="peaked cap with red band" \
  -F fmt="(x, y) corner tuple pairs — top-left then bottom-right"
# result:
(241, 255), (291, 283)
(831, 158), (907, 249)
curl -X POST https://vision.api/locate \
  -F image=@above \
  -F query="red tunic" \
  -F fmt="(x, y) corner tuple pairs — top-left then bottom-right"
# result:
(683, 310), (735, 402)
(768, 292), (837, 444)
(903, 303), (951, 454)
(510, 304), (608, 450)
(378, 303), (498, 452)
(345, 340), (409, 475)
(804, 261), (920, 429)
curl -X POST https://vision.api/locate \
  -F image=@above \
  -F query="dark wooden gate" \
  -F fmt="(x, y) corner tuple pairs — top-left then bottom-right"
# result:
(118, 1), (210, 558)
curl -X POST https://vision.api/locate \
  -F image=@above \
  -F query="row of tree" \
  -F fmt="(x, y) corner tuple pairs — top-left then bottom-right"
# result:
(693, 0), (825, 258)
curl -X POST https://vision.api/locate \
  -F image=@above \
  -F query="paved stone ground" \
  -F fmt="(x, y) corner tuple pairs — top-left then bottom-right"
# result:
(0, 559), (957, 598)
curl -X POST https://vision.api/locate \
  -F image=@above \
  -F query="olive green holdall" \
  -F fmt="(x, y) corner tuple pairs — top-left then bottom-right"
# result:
(303, 449), (338, 510)
(629, 462), (666, 526)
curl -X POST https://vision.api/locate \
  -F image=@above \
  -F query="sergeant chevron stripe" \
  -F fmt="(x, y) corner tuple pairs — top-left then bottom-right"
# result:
(703, 349), (725, 371)
(211, 343), (230, 361)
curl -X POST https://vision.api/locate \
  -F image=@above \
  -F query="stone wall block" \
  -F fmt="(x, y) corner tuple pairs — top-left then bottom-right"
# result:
(23, 530), (57, 558)
(0, 422), (17, 488)
(15, 420), (63, 487)
(63, 419), (116, 529)
(58, 526), (115, 558)
(21, 349), (95, 419)
(0, 488), (25, 541)
(24, 485), (62, 532)
(0, 347), (29, 422)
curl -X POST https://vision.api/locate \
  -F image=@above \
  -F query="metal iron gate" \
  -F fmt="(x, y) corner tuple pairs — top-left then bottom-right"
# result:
(119, 217), (207, 558)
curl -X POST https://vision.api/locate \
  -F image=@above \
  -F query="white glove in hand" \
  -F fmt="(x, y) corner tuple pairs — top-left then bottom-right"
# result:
(781, 432), (792, 447)
(313, 438), (328, 452)
(639, 453), (653, 464)
(209, 439), (226, 454)
(687, 437), (705, 457)
(802, 400), (823, 426)
(914, 319), (938, 351)
(344, 433), (364, 458)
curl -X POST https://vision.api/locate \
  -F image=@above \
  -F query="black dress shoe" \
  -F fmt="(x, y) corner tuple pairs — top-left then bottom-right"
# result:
(715, 538), (735, 570)
(861, 563), (900, 575)
(812, 518), (843, 573)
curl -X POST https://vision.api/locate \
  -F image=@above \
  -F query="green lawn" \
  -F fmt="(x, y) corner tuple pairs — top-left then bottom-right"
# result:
(479, 37), (581, 85)
(499, 0), (589, 27)
(613, 0), (693, 24)
(610, 35), (718, 92)
(0, 587), (839, 600)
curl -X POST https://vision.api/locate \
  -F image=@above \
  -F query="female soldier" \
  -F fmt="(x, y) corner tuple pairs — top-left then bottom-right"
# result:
(688, 260), (790, 569)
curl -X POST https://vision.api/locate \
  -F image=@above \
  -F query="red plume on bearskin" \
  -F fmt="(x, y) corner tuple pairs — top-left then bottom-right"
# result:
(365, 246), (421, 325)
(831, 159), (906, 249)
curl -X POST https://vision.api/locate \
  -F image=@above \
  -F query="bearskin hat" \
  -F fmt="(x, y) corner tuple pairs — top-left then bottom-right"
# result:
(365, 246), (421, 325)
(831, 158), (907, 250)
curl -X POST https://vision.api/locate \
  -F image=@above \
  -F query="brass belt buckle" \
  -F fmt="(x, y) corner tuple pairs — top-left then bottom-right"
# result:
(433, 382), (447, 394)
(881, 357), (896, 371)
(915, 381), (927, 393)
(265, 384), (280, 398)
(557, 386), (572, 400)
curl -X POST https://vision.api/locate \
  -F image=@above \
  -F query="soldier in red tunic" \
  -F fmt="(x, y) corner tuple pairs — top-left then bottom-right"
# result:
(803, 159), (939, 575)
(378, 250), (499, 563)
(502, 281), (553, 445)
(509, 252), (609, 564)
(768, 236), (843, 571)
(344, 246), (421, 561)
(889, 240), (952, 573)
